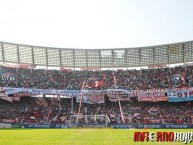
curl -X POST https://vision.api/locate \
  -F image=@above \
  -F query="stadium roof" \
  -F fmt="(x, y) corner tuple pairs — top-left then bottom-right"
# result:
(0, 40), (193, 68)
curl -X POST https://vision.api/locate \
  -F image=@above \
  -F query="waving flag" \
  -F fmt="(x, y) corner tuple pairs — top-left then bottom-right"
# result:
(94, 81), (103, 87)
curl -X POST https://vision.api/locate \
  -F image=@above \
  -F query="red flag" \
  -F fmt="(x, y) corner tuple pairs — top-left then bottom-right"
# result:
(94, 81), (103, 87)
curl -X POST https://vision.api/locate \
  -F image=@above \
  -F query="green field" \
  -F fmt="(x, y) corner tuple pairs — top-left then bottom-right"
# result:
(0, 128), (192, 145)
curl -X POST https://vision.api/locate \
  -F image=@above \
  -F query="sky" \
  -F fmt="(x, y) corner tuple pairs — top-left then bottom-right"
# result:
(0, 0), (193, 49)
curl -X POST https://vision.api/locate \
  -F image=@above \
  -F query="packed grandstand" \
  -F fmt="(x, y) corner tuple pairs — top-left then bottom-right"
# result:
(0, 41), (193, 128)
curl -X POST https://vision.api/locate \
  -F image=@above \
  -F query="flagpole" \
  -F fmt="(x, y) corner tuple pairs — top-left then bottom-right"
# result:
(113, 73), (125, 123)
(76, 79), (86, 122)
(71, 95), (74, 114)
(117, 96), (125, 123)
(53, 95), (60, 122)
(47, 97), (53, 121)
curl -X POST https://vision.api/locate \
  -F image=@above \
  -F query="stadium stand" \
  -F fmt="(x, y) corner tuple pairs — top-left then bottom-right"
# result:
(0, 65), (191, 90)
(0, 65), (193, 125)
(0, 41), (193, 127)
(0, 96), (192, 124)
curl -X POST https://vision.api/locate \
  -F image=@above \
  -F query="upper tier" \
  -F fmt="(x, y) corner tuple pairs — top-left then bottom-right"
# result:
(0, 40), (193, 68)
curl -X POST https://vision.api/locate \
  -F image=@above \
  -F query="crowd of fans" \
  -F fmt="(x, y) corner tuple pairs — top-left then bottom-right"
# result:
(0, 65), (193, 125)
(0, 97), (71, 124)
(1, 65), (193, 90)
(0, 96), (193, 125)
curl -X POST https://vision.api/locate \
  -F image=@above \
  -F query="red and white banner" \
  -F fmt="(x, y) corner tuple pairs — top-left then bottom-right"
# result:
(3, 63), (18, 68)
(60, 67), (72, 72)
(76, 91), (104, 104)
(107, 89), (131, 102)
(80, 67), (101, 71)
(0, 96), (13, 102)
(148, 64), (167, 68)
(18, 64), (30, 68)
(0, 90), (13, 102)
(136, 89), (167, 102)
(2, 119), (16, 123)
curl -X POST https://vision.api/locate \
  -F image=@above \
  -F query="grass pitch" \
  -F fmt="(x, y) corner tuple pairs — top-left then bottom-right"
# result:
(0, 128), (192, 145)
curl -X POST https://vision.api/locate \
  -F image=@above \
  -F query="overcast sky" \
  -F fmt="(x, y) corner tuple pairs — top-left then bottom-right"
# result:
(0, 0), (193, 49)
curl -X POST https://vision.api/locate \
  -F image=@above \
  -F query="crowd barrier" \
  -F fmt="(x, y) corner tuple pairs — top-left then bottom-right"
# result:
(11, 124), (21, 128)
(23, 123), (77, 128)
(22, 123), (193, 129)
(0, 123), (11, 128)
(113, 124), (193, 129)
(23, 123), (108, 128)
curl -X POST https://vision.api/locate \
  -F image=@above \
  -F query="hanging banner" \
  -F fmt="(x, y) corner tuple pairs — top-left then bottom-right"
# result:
(5, 86), (193, 103)
(2, 119), (16, 123)
(76, 90), (104, 104)
(167, 88), (193, 102)
(2, 87), (79, 97)
(137, 89), (167, 102)
(1, 87), (168, 102)
(106, 89), (131, 102)
(0, 89), (13, 102)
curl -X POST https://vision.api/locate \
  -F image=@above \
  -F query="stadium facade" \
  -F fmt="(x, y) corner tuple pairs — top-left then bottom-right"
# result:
(0, 40), (193, 68)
